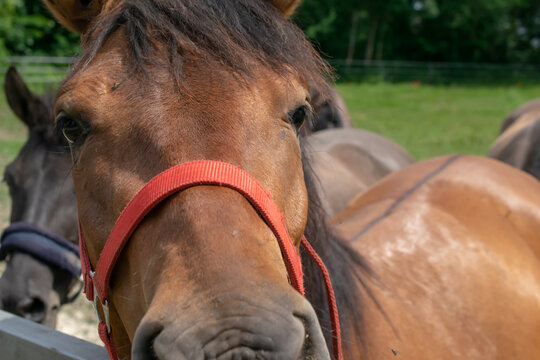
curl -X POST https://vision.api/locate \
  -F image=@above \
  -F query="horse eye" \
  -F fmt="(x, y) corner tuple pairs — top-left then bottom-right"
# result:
(288, 105), (310, 131)
(56, 113), (89, 145)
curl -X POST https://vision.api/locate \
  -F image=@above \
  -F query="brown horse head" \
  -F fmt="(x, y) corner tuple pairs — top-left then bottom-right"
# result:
(0, 67), (80, 327)
(45, 0), (350, 358)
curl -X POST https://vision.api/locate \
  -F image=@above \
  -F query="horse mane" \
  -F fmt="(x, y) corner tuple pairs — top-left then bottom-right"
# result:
(70, 0), (331, 95)
(300, 143), (373, 356)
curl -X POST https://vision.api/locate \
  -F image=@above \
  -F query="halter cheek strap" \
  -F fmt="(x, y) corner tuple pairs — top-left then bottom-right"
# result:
(79, 160), (342, 360)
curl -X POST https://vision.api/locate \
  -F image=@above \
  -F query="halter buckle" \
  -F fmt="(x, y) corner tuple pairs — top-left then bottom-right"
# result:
(102, 300), (111, 333)
(90, 271), (111, 334)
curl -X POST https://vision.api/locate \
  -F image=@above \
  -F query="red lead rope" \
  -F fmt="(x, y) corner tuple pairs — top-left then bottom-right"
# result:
(79, 160), (342, 360)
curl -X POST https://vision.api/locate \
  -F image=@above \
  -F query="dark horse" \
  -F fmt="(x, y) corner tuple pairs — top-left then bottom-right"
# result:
(0, 67), (80, 327)
(488, 98), (540, 179)
(45, 0), (540, 359)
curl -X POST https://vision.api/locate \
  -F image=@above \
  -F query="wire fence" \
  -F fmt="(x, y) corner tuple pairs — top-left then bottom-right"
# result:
(330, 59), (540, 84)
(0, 56), (74, 85)
(1, 56), (539, 85)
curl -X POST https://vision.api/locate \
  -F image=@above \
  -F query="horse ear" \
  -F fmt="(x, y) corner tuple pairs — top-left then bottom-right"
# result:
(268, 0), (302, 18)
(4, 66), (37, 128)
(42, 0), (106, 33)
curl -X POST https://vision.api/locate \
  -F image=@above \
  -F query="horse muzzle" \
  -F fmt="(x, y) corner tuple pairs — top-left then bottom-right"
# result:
(0, 222), (82, 326)
(132, 289), (330, 360)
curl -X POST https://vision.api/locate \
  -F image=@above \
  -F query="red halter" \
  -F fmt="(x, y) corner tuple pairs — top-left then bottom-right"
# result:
(78, 160), (342, 360)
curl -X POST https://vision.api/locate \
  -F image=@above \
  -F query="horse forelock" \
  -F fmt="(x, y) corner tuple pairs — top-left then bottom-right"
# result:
(69, 0), (332, 98)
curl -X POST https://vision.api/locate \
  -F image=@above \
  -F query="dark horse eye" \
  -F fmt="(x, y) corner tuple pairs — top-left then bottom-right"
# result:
(288, 105), (310, 131)
(56, 113), (90, 145)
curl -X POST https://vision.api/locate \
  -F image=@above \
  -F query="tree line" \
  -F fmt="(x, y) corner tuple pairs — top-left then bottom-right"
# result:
(1, 0), (539, 64)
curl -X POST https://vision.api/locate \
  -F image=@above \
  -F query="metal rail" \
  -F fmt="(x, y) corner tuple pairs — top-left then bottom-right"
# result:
(0, 310), (107, 360)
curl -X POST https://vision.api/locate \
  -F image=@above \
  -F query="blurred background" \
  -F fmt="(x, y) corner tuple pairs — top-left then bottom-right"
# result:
(0, 0), (539, 344)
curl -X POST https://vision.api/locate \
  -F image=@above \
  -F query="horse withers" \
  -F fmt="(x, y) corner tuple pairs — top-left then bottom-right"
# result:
(488, 98), (540, 179)
(0, 67), (80, 327)
(44, 0), (539, 359)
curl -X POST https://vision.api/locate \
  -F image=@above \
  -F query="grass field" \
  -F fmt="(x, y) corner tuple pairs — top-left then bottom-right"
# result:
(337, 82), (540, 160)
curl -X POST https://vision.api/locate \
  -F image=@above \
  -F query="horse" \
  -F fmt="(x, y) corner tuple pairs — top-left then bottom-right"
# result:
(488, 99), (540, 179)
(305, 128), (413, 217)
(333, 155), (540, 359)
(0, 66), (410, 331)
(44, 1), (540, 359)
(0, 66), (81, 327)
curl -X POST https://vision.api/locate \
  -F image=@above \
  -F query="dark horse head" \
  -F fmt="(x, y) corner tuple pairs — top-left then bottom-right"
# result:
(0, 67), (80, 327)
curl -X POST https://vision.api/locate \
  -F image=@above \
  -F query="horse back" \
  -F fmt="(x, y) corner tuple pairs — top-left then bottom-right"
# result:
(334, 155), (540, 359)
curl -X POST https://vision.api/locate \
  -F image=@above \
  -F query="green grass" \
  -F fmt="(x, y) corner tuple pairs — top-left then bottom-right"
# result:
(336, 82), (540, 160)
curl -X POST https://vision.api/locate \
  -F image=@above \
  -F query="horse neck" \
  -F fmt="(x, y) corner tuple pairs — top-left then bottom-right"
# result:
(301, 153), (369, 358)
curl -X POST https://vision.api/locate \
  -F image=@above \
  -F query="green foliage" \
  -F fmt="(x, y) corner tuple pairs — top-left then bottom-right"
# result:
(295, 0), (540, 64)
(0, 0), (80, 56)
(0, 0), (539, 64)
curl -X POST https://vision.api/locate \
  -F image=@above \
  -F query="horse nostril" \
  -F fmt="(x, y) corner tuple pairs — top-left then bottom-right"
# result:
(133, 322), (163, 360)
(16, 296), (46, 323)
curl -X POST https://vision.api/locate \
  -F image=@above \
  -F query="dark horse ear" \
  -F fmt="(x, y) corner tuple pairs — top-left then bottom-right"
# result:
(42, 0), (106, 33)
(4, 66), (38, 128)
(268, 0), (302, 18)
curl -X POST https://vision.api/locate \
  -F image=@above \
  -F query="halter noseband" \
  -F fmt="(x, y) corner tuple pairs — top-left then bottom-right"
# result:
(0, 222), (81, 279)
(79, 160), (342, 360)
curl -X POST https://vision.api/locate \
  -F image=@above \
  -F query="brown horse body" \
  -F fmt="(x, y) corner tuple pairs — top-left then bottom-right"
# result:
(488, 99), (540, 179)
(43, 1), (540, 359)
(335, 155), (540, 359)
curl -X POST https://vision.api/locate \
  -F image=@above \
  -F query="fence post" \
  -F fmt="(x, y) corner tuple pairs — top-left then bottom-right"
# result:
(0, 310), (108, 360)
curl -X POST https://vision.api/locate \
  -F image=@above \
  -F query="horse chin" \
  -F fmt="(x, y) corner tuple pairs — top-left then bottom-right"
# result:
(131, 292), (330, 360)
